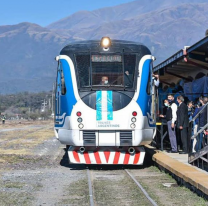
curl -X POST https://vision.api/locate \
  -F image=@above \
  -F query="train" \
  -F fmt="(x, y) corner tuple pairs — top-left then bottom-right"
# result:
(54, 37), (157, 165)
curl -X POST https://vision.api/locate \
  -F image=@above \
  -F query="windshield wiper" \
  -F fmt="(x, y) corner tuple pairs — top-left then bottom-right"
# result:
(80, 85), (127, 91)
(108, 85), (124, 88)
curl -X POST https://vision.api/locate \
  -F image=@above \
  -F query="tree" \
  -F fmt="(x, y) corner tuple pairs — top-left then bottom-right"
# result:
(29, 113), (39, 121)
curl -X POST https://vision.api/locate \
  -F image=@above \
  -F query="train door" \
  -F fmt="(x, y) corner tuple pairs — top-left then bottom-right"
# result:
(56, 62), (61, 116)
(151, 59), (157, 124)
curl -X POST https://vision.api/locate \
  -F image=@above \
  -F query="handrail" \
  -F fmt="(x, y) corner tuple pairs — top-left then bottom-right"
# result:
(190, 122), (208, 140)
(188, 101), (208, 171)
(190, 102), (208, 123)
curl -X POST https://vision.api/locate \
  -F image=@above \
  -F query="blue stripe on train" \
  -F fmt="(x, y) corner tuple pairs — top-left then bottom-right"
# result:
(136, 58), (155, 127)
(107, 91), (113, 120)
(96, 91), (102, 120)
(96, 91), (113, 121)
(136, 59), (151, 115)
(55, 59), (77, 127)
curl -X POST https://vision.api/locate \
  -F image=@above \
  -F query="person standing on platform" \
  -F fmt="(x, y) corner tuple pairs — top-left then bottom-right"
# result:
(187, 101), (194, 121)
(197, 97), (208, 151)
(177, 95), (189, 154)
(192, 101), (202, 152)
(160, 98), (177, 153)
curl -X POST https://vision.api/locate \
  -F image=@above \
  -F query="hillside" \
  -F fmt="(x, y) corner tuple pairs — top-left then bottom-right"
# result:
(47, 0), (207, 30)
(0, 0), (208, 94)
(72, 3), (208, 62)
(0, 22), (70, 94)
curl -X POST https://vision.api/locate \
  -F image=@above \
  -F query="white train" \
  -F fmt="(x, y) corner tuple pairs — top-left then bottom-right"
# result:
(54, 37), (157, 165)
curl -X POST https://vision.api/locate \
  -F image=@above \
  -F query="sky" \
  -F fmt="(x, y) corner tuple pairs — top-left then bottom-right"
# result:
(0, 0), (135, 27)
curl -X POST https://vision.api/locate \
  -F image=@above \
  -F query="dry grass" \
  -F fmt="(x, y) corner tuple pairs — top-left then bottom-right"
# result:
(0, 120), (52, 129)
(0, 120), (56, 205)
(61, 178), (89, 205)
(0, 179), (37, 206)
(131, 166), (208, 206)
(0, 121), (54, 163)
(92, 170), (152, 206)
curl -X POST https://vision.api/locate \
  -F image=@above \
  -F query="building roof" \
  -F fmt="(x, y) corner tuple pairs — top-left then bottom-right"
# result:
(153, 36), (208, 84)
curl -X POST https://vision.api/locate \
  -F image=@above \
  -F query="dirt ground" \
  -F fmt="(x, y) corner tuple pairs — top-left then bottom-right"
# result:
(0, 121), (207, 206)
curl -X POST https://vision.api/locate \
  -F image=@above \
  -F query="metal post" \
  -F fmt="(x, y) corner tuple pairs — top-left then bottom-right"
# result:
(52, 83), (55, 116)
(161, 123), (163, 151)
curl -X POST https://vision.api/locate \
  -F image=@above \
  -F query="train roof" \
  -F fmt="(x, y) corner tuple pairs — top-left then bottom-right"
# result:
(60, 40), (151, 55)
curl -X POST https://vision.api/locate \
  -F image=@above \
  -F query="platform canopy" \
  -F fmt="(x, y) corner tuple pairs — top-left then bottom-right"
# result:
(153, 36), (208, 85)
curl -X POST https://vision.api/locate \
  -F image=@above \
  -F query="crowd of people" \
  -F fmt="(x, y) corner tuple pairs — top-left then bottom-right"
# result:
(159, 94), (208, 154)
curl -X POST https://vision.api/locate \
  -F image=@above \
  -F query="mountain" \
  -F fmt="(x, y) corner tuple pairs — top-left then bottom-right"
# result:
(0, 0), (208, 94)
(47, 0), (207, 30)
(48, 2), (208, 64)
(0, 22), (70, 94)
(67, 3), (208, 63)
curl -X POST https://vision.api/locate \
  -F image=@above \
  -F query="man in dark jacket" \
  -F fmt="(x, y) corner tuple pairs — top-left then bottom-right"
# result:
(177, 95), (189, 154)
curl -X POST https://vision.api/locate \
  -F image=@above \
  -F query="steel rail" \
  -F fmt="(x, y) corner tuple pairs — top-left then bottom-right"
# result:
(125, 169), (158, 206)
(87, 169), (94, 206)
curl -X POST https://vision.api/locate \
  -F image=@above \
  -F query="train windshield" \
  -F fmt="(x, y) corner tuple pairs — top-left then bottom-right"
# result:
(76, 54), (136, 90)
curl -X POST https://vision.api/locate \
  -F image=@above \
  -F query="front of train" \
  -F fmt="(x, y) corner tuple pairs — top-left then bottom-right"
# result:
(54, 38), (156, 165)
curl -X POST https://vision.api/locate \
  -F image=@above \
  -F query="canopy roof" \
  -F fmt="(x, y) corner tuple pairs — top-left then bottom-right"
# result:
(153, 36), (208, 84)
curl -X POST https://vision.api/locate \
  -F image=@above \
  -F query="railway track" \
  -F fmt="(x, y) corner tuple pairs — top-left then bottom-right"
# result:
(87, 168), (158, 206)
(87, 169), (94, 206)
(125, 169), (157, 206)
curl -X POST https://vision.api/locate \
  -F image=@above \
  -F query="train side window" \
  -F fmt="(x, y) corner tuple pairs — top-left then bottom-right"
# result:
(60, 63), (66, 95)
(124, 54), (136, 88)
(146, 67), (151, 95)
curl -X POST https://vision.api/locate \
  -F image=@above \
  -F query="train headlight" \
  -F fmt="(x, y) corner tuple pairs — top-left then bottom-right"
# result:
(101, 37), (111, 48)
(130, 123), (136, 129)
(131, 117), (136, 122)
(77, 118), (83, 123)
(78, 123), (84, 129)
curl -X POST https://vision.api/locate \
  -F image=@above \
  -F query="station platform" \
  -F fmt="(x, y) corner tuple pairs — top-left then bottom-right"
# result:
(145, 145), (208, 198)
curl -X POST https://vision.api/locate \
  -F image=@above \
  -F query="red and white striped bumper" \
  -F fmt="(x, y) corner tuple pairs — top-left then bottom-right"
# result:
(68, 147), (145, 165)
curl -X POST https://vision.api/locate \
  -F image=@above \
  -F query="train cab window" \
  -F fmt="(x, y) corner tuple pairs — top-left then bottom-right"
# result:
(76, 55), (91, 88)
(76, 54), (136, 90)
(91, 54), (136, 89)
(91, 56), (123, 87)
